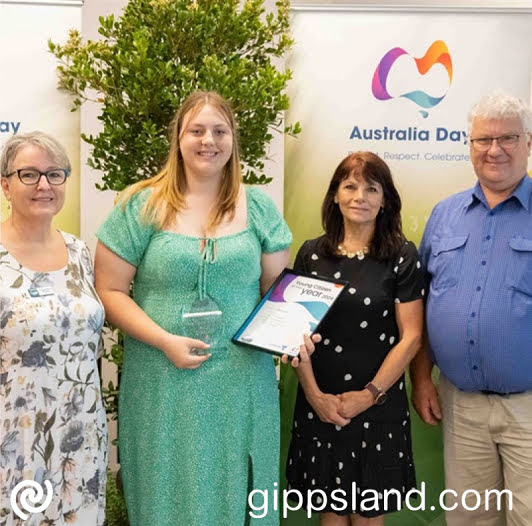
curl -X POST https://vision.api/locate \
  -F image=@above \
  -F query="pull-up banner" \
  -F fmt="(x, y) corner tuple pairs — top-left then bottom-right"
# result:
(283, 6), (532, 526)
(285, 6), (532, 250)
(0, 2), (81, 233)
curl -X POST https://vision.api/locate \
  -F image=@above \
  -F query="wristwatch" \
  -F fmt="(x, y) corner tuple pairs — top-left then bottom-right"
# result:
(365, 382), (387, 405)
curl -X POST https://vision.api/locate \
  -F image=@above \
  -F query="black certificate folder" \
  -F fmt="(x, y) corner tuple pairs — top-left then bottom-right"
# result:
(233, 268), (347, 357)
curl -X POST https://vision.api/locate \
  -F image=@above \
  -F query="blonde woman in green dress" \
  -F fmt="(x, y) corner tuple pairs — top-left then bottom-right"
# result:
(95, 91), (317, 525)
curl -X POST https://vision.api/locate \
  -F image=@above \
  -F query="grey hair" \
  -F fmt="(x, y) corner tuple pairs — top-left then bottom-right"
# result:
(467, 90), (532, 135)
(0, 131), (71, 177)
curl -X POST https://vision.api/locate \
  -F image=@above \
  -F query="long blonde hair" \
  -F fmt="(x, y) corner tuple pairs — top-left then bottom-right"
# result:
(119, 91), (242, 232)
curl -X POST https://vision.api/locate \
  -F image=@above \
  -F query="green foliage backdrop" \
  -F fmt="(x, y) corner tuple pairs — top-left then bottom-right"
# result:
(49, 0), (299, 192)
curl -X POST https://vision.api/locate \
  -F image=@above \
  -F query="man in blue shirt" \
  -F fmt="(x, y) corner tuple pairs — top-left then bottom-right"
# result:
(411, 91), (532, 526)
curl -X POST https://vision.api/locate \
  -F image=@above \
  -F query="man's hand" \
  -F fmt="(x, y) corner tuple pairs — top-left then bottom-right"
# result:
(411, 379), (442, 425)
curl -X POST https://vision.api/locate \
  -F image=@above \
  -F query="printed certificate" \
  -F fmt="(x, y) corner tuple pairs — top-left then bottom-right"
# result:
(233, 269), (346, 357)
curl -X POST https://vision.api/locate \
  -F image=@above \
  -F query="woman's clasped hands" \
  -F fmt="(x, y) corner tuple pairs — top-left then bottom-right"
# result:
(309, 388), (374, 427)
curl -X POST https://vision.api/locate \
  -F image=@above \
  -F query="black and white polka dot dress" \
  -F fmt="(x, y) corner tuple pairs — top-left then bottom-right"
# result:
(286, 236), (425, 518)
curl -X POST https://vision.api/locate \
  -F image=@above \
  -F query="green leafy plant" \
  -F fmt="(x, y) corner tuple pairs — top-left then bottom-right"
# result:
(100, 326), (123, 446)
(105, 470), (128, 526)
(49, 0), (300, 191)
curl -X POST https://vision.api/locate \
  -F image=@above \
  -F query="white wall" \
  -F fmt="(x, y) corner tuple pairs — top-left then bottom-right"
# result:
(80, 0), (128, 254)
(294, 0), (531, 7)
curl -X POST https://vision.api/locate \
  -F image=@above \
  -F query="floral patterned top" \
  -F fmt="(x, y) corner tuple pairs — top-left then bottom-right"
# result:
(0, 231), (107, 526)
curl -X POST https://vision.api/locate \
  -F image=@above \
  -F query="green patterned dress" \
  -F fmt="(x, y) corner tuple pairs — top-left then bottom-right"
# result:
(96, 186), (291, 526)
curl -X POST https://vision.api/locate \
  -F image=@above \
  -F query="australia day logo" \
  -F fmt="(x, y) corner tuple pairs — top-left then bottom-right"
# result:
(372, 40), (453, 118)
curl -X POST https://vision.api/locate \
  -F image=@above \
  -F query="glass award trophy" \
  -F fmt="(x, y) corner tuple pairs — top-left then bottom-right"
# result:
(183, 238), (224, 355)
(181, 295), (224, 355)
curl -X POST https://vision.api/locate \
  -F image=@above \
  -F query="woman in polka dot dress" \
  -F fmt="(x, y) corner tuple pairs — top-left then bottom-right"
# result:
(286, 152), (424, 525)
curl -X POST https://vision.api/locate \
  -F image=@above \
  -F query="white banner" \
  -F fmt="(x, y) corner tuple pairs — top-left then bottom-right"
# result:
(0, 3), (81, 233)
(285, 7), (532, 249)
(283, 7), (532, 525)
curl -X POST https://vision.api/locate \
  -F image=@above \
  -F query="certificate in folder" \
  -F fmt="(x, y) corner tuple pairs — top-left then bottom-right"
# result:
(233, 268), (347, 358)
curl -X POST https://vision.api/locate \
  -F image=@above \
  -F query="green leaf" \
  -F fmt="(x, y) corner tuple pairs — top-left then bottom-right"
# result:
(44, 434), (54, 465)
(11, 275), (23, 288)
(43, 409), (57, 435)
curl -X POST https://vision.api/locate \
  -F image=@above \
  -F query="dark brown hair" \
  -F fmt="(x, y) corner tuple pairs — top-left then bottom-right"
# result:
(321, 151), (405, 261)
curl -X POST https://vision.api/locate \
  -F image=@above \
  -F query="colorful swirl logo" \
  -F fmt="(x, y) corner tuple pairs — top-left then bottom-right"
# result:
(372, 40), (453, 118)
(10, 480), (53, 520)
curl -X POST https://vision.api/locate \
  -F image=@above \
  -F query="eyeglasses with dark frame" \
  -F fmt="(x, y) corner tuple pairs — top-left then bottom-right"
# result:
(4, 168), (70, 186)
(469, 134), (525, 153)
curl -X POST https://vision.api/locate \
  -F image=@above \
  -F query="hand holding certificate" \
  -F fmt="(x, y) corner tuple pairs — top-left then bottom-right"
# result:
(233, 269), (346, 357)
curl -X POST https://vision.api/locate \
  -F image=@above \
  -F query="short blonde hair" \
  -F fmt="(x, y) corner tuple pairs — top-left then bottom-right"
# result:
(1, 131), (71, 177)
(120, 91), (242, 232)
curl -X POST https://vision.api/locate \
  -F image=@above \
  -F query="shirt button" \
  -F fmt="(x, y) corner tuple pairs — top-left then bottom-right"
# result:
(471, 312), (476, 317)
(470, 339), (475, 345)
(476, 286), (481, 291)
(489, 211), (494, 216)
(481, 260), (487, 266)
(486, 235), (491, 240)
(473, 365), (478, 370)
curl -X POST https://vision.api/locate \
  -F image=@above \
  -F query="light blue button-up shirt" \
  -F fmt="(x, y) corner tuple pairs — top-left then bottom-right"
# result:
(419, 174), (532, 392)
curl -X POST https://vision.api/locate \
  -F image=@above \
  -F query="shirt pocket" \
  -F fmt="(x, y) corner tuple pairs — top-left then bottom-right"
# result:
(428, 235), (468, 291)
(506, 237), (532, 317)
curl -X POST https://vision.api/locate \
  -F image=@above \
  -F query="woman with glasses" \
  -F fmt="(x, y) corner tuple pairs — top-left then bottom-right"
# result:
(0, 132), (107, 526)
